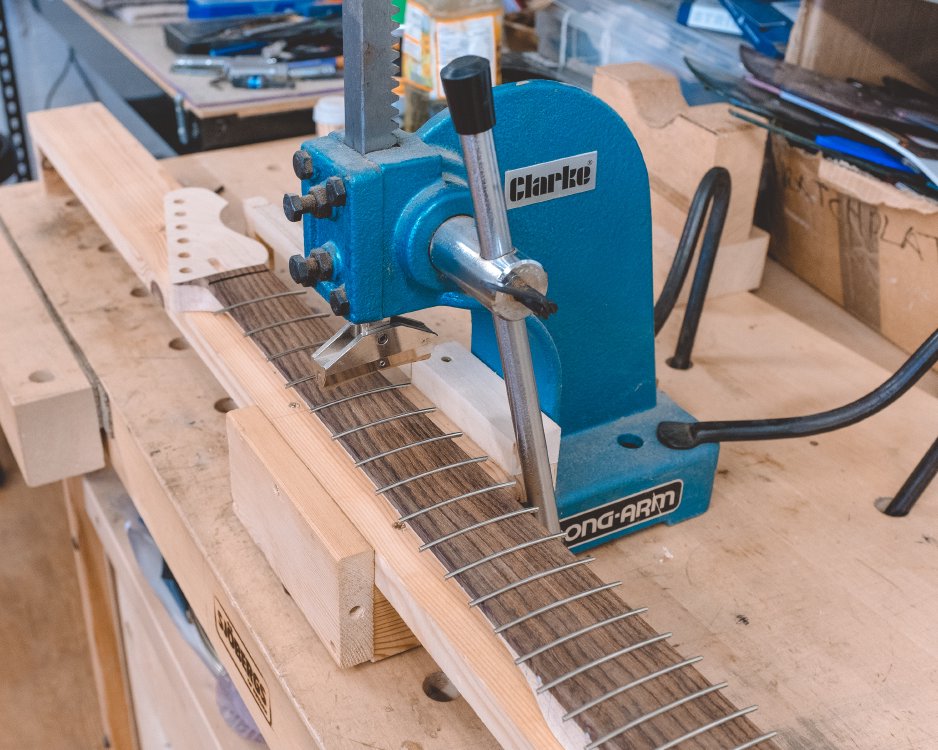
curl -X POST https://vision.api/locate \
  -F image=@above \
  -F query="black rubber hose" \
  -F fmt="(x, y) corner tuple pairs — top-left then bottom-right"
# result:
(653, 167), (731, 337)
(659, 328), (938, 449)
(882, 437), (938, 517)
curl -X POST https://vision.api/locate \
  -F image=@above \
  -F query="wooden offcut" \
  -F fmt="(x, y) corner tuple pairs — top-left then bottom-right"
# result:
(228, 406), (419, 666)
(0, 229), (102, 486)
(594, 63), (770, 300)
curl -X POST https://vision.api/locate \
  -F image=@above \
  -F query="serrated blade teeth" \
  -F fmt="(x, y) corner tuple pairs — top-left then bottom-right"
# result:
(343, 0), (399, 154)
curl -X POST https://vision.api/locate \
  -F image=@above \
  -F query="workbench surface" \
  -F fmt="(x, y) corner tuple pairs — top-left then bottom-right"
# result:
(59, 0), (343, 119)
(3, 134), (936, 749)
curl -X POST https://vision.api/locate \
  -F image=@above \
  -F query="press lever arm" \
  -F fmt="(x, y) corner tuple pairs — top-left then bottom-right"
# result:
(440, 56), (560, 534)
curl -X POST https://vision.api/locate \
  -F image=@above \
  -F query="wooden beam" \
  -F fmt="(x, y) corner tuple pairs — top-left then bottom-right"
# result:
(228, 406), (418, 666)
(0, 228), (102, 487)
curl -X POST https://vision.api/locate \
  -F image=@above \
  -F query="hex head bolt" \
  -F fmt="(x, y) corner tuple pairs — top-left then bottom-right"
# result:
(283, 176), (347, 222)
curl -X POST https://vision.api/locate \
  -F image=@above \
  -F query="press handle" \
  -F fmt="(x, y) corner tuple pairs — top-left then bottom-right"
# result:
(440, 55), (495, 135)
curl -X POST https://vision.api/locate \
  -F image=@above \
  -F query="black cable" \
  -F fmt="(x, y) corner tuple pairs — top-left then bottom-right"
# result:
(881, 437), (938, 517)
(659, 328), (938, 449)
(71, 51), (100, 102)
(43, 49), (75, 109)
(44, 48), (99, 109)
(653, 167), (731, 342)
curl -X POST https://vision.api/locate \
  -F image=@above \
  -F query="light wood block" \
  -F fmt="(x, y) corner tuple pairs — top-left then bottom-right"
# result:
(228, 406), (418, 667)
(595, 63), (770, 299)
(594, 63), (767, 245)
(0, 231), (102, 486)
(412, 341), (561, 482)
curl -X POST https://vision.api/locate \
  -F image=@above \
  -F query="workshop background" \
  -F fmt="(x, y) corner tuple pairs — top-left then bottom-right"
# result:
(1, 0), (937, 748)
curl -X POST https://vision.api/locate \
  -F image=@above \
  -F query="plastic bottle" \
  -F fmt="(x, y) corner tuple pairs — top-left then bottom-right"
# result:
(314, 95), (345, 136)
(400, 0), (503, 130)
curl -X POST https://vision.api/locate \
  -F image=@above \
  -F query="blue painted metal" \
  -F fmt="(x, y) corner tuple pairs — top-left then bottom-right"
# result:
(295, 79), (718, 546)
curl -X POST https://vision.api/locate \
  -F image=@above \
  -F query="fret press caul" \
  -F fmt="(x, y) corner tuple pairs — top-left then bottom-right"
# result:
(247, 0), (778, 746)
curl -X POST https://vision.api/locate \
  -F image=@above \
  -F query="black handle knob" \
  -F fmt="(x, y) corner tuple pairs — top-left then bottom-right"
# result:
(440, 56), (495, 136)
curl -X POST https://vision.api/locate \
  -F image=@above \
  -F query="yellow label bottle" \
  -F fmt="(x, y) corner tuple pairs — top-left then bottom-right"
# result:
(401, 0), (503, 130)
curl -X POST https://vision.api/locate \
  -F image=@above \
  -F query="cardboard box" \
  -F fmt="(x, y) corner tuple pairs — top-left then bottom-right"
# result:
(765, 135), (938, 357)
(787, 0), (938, 95)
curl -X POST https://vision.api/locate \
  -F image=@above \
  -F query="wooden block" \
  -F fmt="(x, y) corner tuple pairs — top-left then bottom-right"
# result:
(652, 224), (770, 302)
(29, 105), (269, 314)
(0, 231), (102, 486)
(227, 406), (418, 667)
(412, 342), (561, 482)
(594, 62), (768, 254)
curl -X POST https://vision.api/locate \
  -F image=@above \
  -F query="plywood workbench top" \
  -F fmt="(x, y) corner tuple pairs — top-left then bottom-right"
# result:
(3, 133), (936, 749)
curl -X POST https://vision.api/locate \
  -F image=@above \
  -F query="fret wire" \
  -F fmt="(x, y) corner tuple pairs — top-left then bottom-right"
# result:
(331, 408), (436, 440)
(583, 682), (728, 750)
(243, 312), (330, 337)
(396, 481), (517, 526)
(285, 373), (318, 389)
(653, 706), (759, 750)
(515, 607), (647, 665)
(215, 289), (305, 313)
(207, 267), (267, 285)
(538, 633), (671, 692)
(310, 382), (411, 412)
(494, 581), (622, 634)
(469, 558), (594, 608)
(560, 649), (690, 716)
(445, 533), (565, 580)
(356, 432), (463, 467)
(419, 507), (537, 552)
(267, 341), (328, 361)
(375, 456), (488, 495)
(731, 732), (779, 750)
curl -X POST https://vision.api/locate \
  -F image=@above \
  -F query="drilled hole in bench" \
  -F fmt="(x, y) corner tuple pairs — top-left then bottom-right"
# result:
(98, 243), (114, 253)
(130, 286), (148, 298)
(29, 370), (55, 383)
(175, 224), (187, 230)
(348, 606), (363, 620)
(168, 338), (189, 351)
(422, 672), (459, 702)
(177, 237), (190, 244)
(214, 398), (236, 414)
(65, 198), (79, 208)
(178, 252), (190, 259)
(179, 267), (192, 274)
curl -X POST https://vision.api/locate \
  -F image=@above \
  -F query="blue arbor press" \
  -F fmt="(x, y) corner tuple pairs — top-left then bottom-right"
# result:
(283, 56), (718, 552)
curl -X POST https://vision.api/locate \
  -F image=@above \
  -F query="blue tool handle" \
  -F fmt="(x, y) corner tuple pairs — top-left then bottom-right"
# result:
(440, 55), (495, 135)
(815, 134), (915, 174)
